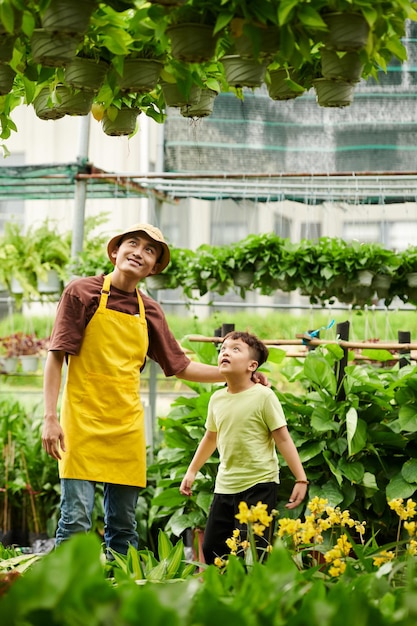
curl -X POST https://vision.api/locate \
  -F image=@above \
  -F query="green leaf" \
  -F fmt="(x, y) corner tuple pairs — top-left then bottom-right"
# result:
(398, 405), (417, 432)
(386, 473), (417, 500)
(346, 406), (358, 456)
(158, 530), (174, 560)
(401, 459), (417, 484)
(311, 405), (339, 432)
(338, 458), (365, 483)
(213, 11), (234, 35)
(304, 353), (336, 395)
(348, 417), (367, 456)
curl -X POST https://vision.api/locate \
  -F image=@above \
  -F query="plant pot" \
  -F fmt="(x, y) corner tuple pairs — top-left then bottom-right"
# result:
(221, 55), (267, 88)
(406, 272), (417, 287)
(102, 107), (141, 136)
(54, 85), (94, 116)
(320, 49), (363, 82)
(313, 78), (356, 107)
(167, 23), (217, 63)
(373, 274), (392, 298)
(31, 29), (82, 67)
(146, 274), (170, 290)
(0, 33), (16, 63)
(41, 0), (98, 35)
(0, 356), (19, 374)
(356, 270), (374, 287)
(19, 355), (40, 373)
(0, 64), (15, 95)
(180, 88), (217, 118)
(33, 88), (66, 120)
(322, 12), (370, 52)
(118, 58), (164, 93)
(267, 68), (305, 101)
(231, 24), (280, 59)
(161, 81), (201, 107)
(233, 271), (255, 288)
(64, 57), (109, 92)
(37, 269), (61, 294)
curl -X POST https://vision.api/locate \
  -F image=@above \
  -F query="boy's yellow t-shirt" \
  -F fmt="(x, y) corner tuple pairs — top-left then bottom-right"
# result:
(205, 384), (287, 494)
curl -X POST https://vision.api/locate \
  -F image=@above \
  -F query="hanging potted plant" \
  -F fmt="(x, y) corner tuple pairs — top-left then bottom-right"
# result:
(165, 1), (221, 63)
(40, 0), (98, 36)
(179, 60), (221, 118)
(159, 59), (202, 108)
(266, 63), (307, 101)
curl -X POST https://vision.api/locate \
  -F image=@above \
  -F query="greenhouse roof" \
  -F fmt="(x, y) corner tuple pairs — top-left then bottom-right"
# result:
(0, 163), (416, 204)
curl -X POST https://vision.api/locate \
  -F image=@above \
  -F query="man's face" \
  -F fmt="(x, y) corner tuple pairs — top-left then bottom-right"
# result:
(111, 233), (162, 278)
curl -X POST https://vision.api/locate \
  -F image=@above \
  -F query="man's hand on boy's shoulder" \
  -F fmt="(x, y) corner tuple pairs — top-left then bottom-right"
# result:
(252, 371), (271, 387)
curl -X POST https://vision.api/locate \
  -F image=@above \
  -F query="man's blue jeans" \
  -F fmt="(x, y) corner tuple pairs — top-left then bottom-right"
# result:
(56, 479), (140, 555)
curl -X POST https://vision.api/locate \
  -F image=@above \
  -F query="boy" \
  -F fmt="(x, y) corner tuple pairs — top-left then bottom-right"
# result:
(180, 331), (308, 564)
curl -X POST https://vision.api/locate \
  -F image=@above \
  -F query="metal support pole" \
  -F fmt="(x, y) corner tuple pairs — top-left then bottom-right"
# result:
(71, 115), (91, 259)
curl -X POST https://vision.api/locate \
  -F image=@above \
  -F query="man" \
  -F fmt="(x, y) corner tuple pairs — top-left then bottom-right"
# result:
(42, 223), (266, 555)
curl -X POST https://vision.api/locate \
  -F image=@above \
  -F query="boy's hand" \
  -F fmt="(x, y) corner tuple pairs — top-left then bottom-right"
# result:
(285, 482), (308, 509)
(180, 471), (196, 496)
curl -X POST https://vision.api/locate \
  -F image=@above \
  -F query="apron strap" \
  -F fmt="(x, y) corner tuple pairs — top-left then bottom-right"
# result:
(100, 273), (145, 317)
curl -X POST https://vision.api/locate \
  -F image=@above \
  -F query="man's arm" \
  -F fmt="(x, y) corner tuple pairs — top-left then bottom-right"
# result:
(176, 361), (269, 386)
(179, 430), (217, 496)
(42, 350), (66, 460)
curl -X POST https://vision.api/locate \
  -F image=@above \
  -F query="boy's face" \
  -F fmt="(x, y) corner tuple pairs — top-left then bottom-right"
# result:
(110, 233), (162, 279)
(218, 337), (258, 376)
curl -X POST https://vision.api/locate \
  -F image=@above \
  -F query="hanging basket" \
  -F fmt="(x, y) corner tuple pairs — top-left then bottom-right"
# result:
(221, 55), (267, 88)
(41, 0), (98, 35)
(54, 85), (94, 116)
(117, 58), (164, 93)
(102, 107), (141, 136)
(161, 81), (201, 107)
(37, 269), (62, 294)
(313, 78), (356, 107)
(373, 274), (392, 299)
(31, 29), (81, 67)
(0, 33), (16, 63)
(231, 24), (280, 59)
(322, 12), (370, 52)
(267, 68), (305, 100)
(0, 64), (15, 95)
(233, 271), (255, 288)
(19, 355), (40, 374)
(167, 23), (217, 63)
(64, 57), (109, 92)
(146, 274), (171, 290)
(180, 88), (217, 118)
(33, 87), (66, 120)
(320, 49), (363, 82)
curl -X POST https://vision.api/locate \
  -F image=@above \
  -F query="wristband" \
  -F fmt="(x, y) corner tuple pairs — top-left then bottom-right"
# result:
(295, 479), (309, 484)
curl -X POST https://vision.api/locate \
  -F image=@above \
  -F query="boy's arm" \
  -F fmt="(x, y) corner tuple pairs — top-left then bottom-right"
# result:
(42, 350), (66, 460)
(179, 430), (217, 496)
(272, 425), (308, 510)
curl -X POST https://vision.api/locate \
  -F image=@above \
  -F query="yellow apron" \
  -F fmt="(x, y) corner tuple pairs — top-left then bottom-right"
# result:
(59, 273), (149, 487)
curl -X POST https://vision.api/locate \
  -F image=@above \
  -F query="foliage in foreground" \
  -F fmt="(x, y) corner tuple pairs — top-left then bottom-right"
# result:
(1, 497), (417, 625)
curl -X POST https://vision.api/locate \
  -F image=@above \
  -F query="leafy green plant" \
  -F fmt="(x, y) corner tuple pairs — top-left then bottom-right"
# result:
(109, 529), (197, 583)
